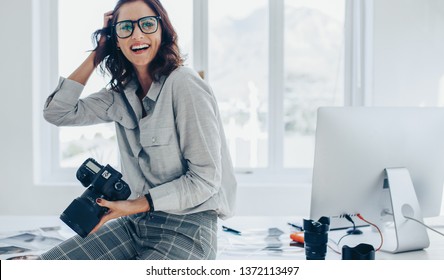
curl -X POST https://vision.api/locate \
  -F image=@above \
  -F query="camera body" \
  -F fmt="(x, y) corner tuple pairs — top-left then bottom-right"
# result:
(60, 158), (131, 238)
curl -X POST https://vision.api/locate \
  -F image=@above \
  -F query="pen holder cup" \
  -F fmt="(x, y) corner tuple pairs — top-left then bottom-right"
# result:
(303, 216), (330, 260)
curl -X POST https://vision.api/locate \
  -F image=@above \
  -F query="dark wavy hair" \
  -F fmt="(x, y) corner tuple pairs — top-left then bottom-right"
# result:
(92, 0), (184, 91)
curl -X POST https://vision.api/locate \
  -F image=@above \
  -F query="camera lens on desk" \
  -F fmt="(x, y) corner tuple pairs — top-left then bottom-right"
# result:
(303, 216), (330, 260)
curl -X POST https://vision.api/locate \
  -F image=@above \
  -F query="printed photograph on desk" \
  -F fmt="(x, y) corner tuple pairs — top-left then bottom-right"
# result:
(218, 225), (304, 259)
(0, 246), (30, 255)
(0, 228), (67, 260)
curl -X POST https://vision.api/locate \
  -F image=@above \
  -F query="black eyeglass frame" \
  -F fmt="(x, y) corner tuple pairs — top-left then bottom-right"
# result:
(113, 16), (162, 39)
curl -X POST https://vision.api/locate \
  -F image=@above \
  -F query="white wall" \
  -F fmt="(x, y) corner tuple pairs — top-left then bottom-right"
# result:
(0, 0), (83, 216)
(1, 0), (443, 217)
(373, 0), (444, 106)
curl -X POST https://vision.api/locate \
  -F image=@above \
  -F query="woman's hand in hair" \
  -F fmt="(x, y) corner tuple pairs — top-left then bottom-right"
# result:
(97, 11), (114, 48)
(103, 11), (114, 28)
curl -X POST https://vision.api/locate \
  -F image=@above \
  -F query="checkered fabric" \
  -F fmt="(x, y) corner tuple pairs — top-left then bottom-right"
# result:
(38, 210), (217, 260)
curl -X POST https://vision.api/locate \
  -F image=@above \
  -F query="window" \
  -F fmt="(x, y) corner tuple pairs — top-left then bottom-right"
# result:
(35, 0), (359, 186)
(208, 0), (269, 169)
(207, 0), (348, 185)
(283, 0), (345, 168)
(58, 0), (119, 168)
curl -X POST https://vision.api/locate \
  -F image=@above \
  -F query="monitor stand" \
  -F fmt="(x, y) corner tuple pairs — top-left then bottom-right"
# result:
(381, 168), (430, 253)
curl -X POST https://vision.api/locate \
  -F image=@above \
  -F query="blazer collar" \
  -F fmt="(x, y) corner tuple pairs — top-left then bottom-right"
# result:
(146, 75), (167, 102)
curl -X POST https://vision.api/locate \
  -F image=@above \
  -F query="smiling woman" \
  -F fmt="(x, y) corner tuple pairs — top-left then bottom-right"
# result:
(55, 0), (193, 171)
(91, 0), (176, 95)
(39, 0), (237, 260)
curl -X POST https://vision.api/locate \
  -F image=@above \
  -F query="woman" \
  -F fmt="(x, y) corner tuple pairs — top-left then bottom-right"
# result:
(40, 0), (236, 260)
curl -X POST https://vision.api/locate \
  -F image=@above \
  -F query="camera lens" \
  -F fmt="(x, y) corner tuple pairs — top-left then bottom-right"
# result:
(303, 216), (330, 260)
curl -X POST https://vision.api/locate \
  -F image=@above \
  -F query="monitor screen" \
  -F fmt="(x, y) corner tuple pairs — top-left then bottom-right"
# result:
(310, 107), (444, 252)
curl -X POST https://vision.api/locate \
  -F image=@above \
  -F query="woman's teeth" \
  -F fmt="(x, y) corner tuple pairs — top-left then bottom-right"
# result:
(131, 44), (149, 52)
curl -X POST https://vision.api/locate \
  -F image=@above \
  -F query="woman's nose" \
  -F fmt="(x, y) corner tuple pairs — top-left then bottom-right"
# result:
(131, 25), (144, 39)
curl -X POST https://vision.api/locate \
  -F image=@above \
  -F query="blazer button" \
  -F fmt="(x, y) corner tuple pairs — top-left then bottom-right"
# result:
(152, 137), (156, 143)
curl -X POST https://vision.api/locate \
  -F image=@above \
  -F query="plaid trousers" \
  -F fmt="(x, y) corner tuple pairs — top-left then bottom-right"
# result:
(38, 210), (218, 260)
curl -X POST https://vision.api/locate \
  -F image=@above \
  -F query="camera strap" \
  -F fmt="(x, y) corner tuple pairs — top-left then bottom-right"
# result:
(118, 85), (139, 126)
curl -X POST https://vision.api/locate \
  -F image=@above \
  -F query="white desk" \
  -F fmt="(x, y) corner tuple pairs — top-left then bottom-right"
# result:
(0, 215), (443, 260)
(218, 216), (444, 260)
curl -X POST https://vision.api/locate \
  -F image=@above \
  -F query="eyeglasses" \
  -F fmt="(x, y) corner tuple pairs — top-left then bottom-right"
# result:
(114, 16), (161, 39)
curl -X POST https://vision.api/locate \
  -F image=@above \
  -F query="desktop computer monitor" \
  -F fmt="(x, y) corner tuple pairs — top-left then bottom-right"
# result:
(310, 107), (444, 253)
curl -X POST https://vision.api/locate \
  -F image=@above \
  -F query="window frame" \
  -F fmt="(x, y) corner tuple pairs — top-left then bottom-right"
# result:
(33, 0), (373, 187)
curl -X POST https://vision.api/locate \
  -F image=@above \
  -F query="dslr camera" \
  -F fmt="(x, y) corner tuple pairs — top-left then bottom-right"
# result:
(60, 158), (131, 238)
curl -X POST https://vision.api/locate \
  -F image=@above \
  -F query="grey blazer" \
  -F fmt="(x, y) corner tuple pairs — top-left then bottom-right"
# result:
(43, 66), (237, 219)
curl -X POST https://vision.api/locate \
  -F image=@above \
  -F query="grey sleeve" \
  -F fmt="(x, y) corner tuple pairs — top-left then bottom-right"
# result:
(43, 77), (115, 126)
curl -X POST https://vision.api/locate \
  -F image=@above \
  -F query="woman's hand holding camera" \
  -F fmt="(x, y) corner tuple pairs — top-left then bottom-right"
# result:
(90, 196), (150, 234)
